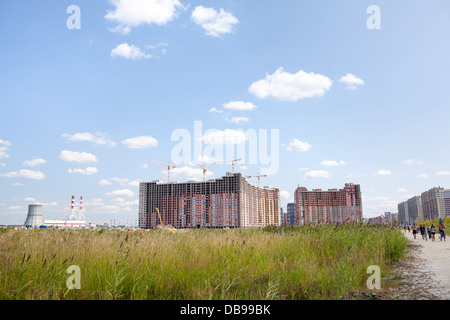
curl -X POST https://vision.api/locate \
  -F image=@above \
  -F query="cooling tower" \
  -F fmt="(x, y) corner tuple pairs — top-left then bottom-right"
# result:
(24, 204), (44, 228)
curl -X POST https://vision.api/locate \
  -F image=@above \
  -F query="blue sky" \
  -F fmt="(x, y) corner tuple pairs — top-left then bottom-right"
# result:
(1, 0), (450, 225)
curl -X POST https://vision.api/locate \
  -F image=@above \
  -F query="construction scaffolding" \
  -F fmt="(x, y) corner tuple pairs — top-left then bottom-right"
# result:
(139, 172), (280, 229)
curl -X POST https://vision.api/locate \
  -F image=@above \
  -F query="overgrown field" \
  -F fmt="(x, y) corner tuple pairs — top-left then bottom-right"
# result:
(0, 224), (407, 300)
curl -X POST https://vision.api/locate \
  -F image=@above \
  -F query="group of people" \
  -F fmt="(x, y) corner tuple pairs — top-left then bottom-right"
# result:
(404, 218), (446, 242)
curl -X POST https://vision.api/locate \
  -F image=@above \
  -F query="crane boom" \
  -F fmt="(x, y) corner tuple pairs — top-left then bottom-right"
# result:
(151, 160), (176, 183)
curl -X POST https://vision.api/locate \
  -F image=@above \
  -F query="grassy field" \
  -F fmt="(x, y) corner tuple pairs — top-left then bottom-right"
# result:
(0, 224), (407, 300)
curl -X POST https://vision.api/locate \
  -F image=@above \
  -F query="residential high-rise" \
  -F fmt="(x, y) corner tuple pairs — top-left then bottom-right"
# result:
(398, 202), (409, 225)
(421, 187), (448, 220)
(407, 196), (424, 223)
(294, 183), (362, 225)
(139, 172), (280, 229)
(286, 203), (296, 226)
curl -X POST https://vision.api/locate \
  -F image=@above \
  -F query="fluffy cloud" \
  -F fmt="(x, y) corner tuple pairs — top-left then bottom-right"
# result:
(106, 189), (135, 197)
(201, 129), (248, 145)
(222, 101), (258, 111)
(122, 136), (158, 149)
(0, 151), (10, 159)
(417, 173), (428, 178)
(304, 170), (331, 179)
(23, 158), (47, 167)
(249, 67), (332, 101)
(111, 43), (152, 60)
(339, 73), (364, 89)
(437, 171), (450, 176)
(0, 139), (11, 146)
(397, 188), (407, 193)
(0, 169), (45, 180)
(286, 139), (312, 152)
(68, 167), (99, 175)
(24, 197), (36, 202)
(280, 191), (290, 200)
(59, 150), (98, 163)
(376, 170), (392, 176)
(321, 160), (346, 167)
(208, 107), (225, 114)
(105, 0), (183, 34)
(62, 132), (116, 148)
(226, 117), (250, 124)
(99, 179), (113, 186)
(191, 6), (239, 37)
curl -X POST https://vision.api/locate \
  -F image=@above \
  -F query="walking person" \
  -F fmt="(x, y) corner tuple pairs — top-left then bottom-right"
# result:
(420, 225), (427, 241)
(412, 224), (417, 240)
(431, 224), (436, 241)
(439, 218), (446, 242)
(427, 225), (432, 240)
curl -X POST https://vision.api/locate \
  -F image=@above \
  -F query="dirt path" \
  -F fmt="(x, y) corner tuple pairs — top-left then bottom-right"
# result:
(386, 230), (450, 300)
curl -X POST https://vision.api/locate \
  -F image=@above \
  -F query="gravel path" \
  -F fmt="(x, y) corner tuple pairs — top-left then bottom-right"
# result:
(387, 230), (450, 300)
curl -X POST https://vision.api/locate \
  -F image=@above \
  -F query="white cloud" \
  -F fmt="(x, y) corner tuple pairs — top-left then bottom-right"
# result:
(0, 169), (45, 180)
(222, 101), (257, 111)
(208, 107), (225, 114)
(106, 189), (135, 198)
(280, 191), (290, 200)
(397, 188), (407, 193)
(9, 206), (23, 210)
(298, 168), (309, 172)
(0, 151), (10, 159)
(141, 164), (149, 169)
(376, 170), (392, 176)
(0, 163), (5, 167)
(226, 116), (250, 124)
(99, 179), (113, 186)
(402, 159), (426, 165)
(68, 167), (99, 175)
(112, 197), (139, 207)
(0, 139), (11, 146)
(24, 197), (36, 202)
(437, 171), (450, 176)
(111, 43), (152, 60)
(286, 139), (312, 152)
(23, 158), (47, 167)
(249, 67), (332, 101)
(321, 160), (346, 167)
(417, 173), (428, 178)
(304, 170), (332, 179)
(201, 129), (248, 145)
(105, 0), (183, 34)
(62, 132), (116, 148)
(191, 6), (239, 37)
(339, 73), (364, 89)
(59, 150), (98, 163)
(122, 136), (158, 149)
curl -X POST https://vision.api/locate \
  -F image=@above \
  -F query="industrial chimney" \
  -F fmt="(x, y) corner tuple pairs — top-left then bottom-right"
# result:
(24, 204), (44, 228)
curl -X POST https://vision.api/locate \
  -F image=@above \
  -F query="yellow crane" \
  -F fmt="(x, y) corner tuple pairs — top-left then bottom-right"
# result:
(151, 160), (176, 183)
(198, 163), (208, 182)
(156, 208), (163, 226)
(210, 158), (241, 173)
(244, 172), (267, 188)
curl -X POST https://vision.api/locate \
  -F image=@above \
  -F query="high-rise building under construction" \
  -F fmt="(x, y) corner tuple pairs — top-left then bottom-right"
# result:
(294, 183), (362, 225)
(139, 172), (280, 229)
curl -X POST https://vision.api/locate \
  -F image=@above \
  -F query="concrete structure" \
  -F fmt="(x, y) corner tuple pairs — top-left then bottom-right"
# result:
(139, 172), (280, 229)
(42, 219), (87, 229)
(24, 204), (44, 228)
(421, 187), (449, 221)
(286, 203), (296, 226)
(407, 196), (424, 223)
(398, 202), (409, 225)
(294, 183), (362, 225)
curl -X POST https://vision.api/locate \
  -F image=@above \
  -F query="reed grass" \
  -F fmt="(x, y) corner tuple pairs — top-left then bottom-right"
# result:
(0, 224), (407, 300)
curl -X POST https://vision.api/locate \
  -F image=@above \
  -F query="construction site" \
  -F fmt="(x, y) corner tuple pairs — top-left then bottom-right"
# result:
(139, 159), (280, 229)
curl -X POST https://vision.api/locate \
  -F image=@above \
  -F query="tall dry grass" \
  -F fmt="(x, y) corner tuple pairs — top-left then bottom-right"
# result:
(0, 224), (407, 300)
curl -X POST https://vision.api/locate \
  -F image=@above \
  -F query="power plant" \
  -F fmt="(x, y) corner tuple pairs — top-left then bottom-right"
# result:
(24, 204), (44, 228)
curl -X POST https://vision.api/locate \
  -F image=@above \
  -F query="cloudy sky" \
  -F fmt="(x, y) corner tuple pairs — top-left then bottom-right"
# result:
(1, 0), (450, 225)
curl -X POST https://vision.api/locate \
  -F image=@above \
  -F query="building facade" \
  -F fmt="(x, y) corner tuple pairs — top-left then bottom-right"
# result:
(421, 187), (449, 221)
(286, 203), (296, 226)
(139, 172), (280, 229)
(294, 183), (362, 225)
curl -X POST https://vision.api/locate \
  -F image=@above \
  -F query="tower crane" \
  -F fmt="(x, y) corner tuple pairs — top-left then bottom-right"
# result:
(209, 158), (241, 173)
(151, 160), (176, 183)
(244, 172), (267, 188)
(198, 163), (208, 182)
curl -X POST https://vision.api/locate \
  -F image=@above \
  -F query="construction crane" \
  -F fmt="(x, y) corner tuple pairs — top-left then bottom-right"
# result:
(151, 160), (176, 183)
(244, 172), (267, 188)
(210, 158), (241, 173)
(156, 208), (163, 226)
(198, 163), (208, 182)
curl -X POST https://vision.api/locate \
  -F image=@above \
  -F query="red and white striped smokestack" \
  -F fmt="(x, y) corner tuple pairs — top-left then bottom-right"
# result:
(79, 196), (83, 211)
(71, 196), (75, 210)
